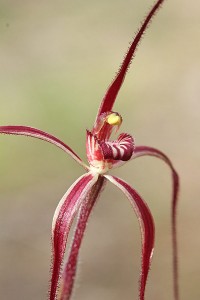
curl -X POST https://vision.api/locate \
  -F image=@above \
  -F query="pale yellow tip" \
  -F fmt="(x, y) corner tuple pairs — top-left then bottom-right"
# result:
(106, 113), (122, 126)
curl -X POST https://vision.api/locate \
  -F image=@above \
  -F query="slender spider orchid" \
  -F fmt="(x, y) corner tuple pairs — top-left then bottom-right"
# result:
(0, 0), (179, 300)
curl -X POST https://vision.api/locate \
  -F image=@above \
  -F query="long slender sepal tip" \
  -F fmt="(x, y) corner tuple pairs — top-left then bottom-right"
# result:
(96, 0), (165, 122)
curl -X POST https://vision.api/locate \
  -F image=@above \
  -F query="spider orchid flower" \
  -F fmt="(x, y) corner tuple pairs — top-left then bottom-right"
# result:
(0, 1), (179, 300)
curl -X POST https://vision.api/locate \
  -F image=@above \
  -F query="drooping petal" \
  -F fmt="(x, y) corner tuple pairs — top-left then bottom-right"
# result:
(50, 172), (98, 300)
(133, 145), (179, 300)
(95, 0), (165, 123)
(105, 175), (155, 300)
(0, 125), (88, 169)
(100, 133), (134, 161)
(59, 176), (106, 300)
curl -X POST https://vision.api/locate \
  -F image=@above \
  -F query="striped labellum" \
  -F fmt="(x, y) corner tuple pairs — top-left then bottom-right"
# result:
(100, 132), (135, 161)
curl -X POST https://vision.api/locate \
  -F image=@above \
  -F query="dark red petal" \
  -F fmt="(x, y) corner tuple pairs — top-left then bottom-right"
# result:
(50, 172), (98, 300)
(100, 133), (134, 161)
(59, 177), (106, 300)
(0, 125), (88, 169)
(133, 146), (179, 300)
(95, 0), (164, 122)
(105, 175), (155, 300)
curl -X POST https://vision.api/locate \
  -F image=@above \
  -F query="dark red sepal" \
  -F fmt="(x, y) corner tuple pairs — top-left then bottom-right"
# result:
(50, 172), (98, 300)
(105, 175), (155, 300)
(95, 0), (165, 122)
(133, 145), (180, 300)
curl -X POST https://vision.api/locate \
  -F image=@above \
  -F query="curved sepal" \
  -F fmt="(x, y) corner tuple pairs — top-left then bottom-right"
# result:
(50, 172), (98, 300)
(59, 177), (106, 300)
(105, 175), (155, 300)
(133, 145), (180, 300)
(95, 0), (165, 122)
(0, 125), (88, 169)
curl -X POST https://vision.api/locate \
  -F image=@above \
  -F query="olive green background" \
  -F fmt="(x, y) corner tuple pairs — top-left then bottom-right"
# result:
(0, 0), (199, 299)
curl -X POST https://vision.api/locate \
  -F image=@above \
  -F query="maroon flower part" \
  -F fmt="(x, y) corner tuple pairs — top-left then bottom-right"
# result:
(0, 1), (180, 300)
(51, 173), (98, 300)
(100, 133), (134, 161)
(86, 112), (135, 174)
(104, 175), (155, 300)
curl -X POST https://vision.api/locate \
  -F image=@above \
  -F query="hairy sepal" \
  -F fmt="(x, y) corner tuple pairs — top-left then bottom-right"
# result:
(105, 175), (155, 300)
(59, 176), (106, 300)
(0, 125), (88, 169)
(133, 145), (180, 300)
(50, 172), (98, 300)
(95, 0), (165, 123)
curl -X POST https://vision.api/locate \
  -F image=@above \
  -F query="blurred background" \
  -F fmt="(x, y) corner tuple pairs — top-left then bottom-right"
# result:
(0, 0), (199, 299)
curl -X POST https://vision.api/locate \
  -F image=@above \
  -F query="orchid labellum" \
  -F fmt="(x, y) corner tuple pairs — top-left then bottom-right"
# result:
(0, 1), (179, 300)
